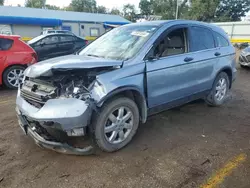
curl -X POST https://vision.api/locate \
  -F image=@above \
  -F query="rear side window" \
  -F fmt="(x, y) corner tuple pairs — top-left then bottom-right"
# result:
(214, 32), (229, 47)
(190, 26), (215, 52)
(60, 35), (75, 42)
(0, 38), (13, 50)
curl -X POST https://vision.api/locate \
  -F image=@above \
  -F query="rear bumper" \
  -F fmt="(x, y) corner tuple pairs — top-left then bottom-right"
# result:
(16, 107), (94, 155)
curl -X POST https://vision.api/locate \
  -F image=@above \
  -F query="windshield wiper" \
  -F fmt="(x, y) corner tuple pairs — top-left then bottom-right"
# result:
(86, 54), (103, 58)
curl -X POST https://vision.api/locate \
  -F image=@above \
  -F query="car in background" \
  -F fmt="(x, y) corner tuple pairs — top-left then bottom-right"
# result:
(0, 35), (37, 89)
(239, 46), (250, 67)
(27, 33), (88, 61)
(41, 30), (74, 35)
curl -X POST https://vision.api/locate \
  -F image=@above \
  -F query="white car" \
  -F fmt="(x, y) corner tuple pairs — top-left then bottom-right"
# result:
(41, 30), (74, 35)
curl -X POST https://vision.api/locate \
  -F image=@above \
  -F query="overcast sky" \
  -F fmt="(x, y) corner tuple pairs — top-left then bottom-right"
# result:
(4, 0), (140, 10)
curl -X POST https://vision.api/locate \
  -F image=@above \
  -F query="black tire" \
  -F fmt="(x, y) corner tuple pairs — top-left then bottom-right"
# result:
(3, 65), (25, 89)
(205, 72), (230, 107)
(240, 64), (246, 68)
(92, 97), (140, 152)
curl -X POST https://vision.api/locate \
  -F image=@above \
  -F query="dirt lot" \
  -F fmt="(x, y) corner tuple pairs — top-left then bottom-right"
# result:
(1, 64), (250, 188)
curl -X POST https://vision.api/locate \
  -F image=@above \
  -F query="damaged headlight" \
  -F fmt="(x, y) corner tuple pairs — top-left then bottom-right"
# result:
(90, 80), (107, 100)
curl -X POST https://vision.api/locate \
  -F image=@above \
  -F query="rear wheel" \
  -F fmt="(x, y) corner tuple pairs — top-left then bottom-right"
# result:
(3, 66), (25, 89)
(205, 72), (229, 106)
(92, 97), (139, 152)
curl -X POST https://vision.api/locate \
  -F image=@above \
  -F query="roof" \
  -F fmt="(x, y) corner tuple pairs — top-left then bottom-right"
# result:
(127, 20), (228, 37)
(0, 6), (130, 24)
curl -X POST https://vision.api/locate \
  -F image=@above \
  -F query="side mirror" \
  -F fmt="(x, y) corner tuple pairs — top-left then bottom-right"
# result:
(40, 42), (45, 46)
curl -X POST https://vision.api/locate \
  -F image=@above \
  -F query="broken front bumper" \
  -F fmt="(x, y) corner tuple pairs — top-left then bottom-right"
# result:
(16, 89), (94, 155)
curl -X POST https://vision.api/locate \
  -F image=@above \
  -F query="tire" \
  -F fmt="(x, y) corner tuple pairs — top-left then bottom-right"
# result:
(240, 64), (246, 68)
(205, 72), (229, 106)
(3, 65), (25, 89)
(92, 97), (140, 152)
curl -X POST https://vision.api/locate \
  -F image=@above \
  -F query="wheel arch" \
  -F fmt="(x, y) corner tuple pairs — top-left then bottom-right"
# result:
(217, 67), (232, 88)
(97, 87), (148, 123)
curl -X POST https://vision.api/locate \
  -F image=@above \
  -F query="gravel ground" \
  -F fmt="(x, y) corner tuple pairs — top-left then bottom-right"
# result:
(1, 63), (250, 188)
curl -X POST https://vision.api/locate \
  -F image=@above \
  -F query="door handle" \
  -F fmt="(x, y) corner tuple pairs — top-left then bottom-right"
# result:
(214, 52), (221, 56)
(184, 57), (194, 62)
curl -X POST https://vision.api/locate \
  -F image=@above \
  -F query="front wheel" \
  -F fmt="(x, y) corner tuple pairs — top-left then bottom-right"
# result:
(92, 97), (140, 152)
(205, 72), (229, 106)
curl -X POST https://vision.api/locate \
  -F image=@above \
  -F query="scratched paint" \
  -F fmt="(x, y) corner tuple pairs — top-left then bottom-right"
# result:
(201, 153), (247, 188)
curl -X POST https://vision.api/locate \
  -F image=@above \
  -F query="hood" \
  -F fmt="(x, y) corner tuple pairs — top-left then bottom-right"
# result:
(24, 55), (123, 78)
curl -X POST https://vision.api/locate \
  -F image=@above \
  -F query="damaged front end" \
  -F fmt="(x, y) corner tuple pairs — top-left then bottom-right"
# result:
(16, 56), (122, 155)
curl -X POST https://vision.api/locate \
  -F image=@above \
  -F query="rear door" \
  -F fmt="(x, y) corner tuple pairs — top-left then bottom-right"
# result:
(146, 24), (217, 109)
(58, 35), (75, 55)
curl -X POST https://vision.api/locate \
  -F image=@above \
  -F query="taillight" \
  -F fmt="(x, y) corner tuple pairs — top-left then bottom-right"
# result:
(85, 40), (89, 45)
(32, 52), (38, 62)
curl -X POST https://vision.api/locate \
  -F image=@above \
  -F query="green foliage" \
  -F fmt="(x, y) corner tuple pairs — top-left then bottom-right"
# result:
(139, 0), (153, 16)
(45, 4), (60, 10)
(0, 0), (4, 6)
(187, 0), (220, 21)
(69, 0), (97, 12)
(215, 0), (250, 21)
(25, 0), (46, 8)
(123, 4), (137, 22)
(110, 8), (121, 15)
(152, 0), (188, 19)
(97, 5), (107, 13)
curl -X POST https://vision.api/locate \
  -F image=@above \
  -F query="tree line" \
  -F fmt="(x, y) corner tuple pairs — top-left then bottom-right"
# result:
(1, 0), (250, 22)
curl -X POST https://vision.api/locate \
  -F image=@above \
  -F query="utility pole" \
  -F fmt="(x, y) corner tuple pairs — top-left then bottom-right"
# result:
(175, 0), (179, 20)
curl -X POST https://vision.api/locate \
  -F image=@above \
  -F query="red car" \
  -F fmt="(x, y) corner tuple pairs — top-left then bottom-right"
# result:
(0, 35), (37, 89)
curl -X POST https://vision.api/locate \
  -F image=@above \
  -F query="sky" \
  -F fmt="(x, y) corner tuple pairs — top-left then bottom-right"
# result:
(4, 0), (140, 10)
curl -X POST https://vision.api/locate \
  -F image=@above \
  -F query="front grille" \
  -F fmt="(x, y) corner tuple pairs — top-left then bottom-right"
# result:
(20, 79), (57, 109)
(21, 89), (46, 108)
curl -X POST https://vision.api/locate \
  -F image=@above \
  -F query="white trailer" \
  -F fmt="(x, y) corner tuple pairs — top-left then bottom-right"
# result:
(213, 21), (250, 44)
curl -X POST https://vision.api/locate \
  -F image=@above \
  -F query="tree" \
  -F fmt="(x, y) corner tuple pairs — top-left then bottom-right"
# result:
(25, 0), (46, 8)
(110, 8), (121, 15)
(97, 5), (107, 13)
(0, 0), (4, 6)
(139, 0), (153, 16)
(215, 0), (250, 21)
(152, 0), (189, 19)
(123, 4), (137, 22)
(45, 4), (60, 10)
(187, 0), (220, 21)
(69, 0), (97, 12)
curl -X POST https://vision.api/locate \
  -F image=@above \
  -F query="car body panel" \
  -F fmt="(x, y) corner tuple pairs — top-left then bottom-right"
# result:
(0, 35), (37, 85)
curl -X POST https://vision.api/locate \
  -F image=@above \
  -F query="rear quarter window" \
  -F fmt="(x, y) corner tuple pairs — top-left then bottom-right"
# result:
(213, 32), (229, 47)
(0, 38), (13, 50)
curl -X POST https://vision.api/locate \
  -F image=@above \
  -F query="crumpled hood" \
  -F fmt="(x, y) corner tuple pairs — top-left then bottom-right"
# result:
(24, 55), (123, 78)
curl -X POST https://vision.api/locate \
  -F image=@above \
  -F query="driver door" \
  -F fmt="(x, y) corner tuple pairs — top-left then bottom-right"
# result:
(146, 25), (197, 110)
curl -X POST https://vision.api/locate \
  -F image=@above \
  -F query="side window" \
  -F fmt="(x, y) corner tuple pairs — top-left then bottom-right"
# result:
(0, 38), (13, 50)
(60, 35), (75, 42)
(41, 36), (59, 45)
(214, 32), (229, 47)
(153, 28), (188, 58)
(190, 26), (215, 52)
(90, 28), (100, 37)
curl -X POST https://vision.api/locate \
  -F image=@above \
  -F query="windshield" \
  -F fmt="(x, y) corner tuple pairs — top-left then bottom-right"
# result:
(79, 25), (158, 60)
(27, 35), (44, 44)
